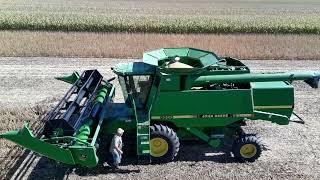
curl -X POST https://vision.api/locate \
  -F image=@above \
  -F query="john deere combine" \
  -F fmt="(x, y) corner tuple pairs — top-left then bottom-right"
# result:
(1, 48), (319, 167)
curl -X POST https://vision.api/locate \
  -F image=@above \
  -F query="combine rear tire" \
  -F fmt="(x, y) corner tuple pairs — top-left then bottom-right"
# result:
(232, 135), (262, 162)
(150, 124), (180, 163)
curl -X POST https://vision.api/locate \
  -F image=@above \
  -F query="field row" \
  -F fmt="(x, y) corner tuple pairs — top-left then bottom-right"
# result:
(1, 31), (320, 59)
(1, 0), (320, 33)
(1, 13), (320, 34)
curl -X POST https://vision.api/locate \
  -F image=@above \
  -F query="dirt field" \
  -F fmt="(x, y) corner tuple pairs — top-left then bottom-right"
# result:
(0, 58), (320, 179)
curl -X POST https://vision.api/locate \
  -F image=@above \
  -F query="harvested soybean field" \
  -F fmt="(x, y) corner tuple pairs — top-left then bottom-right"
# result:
(0, 58), (319, 179)
(1, 32), (320, 60)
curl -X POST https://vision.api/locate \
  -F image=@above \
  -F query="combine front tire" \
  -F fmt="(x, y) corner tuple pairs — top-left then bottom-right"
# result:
(232, 135), (262, 162)
(150, 124), (180, 163)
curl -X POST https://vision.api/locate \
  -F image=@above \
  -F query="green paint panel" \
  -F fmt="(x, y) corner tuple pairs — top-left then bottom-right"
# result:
(252, 81), (294, 117)
(164, 48), (189, 57)
(69, 146), (98, 168)
(142, 48), (219, 67)
(251, 81), (291, 89)
(159, 75), (181, 91)
(154, 117), (242, 127)
(152, 89), (253, 115)
(188, 48), (213, 59)
(143, 49), (168, 66)
(198, 54), (218, 67)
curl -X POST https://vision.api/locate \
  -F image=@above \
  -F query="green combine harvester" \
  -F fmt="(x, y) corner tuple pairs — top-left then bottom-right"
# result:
(1, 48), (319, 167)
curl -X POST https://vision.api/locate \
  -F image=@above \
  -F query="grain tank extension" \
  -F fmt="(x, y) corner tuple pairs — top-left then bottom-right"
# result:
(1, 48), (319, 167)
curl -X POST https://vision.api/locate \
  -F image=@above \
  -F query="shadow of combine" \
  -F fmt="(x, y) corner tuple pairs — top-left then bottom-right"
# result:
(27, 157), (72, 180)
(72, 142), (236, 177)
(0, 119), (46, 180)
(0, 147), (33, 179)
(0, 108), (72, 180)
(72, 141), (237, 177)
(1, 119), (237, 180)
(1, 139), (237, 179)
(73, 164), (141, 177)
(176, 141), (237, 164)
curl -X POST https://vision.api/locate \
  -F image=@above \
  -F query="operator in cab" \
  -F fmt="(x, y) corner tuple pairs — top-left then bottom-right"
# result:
(109, 128), (124, 169)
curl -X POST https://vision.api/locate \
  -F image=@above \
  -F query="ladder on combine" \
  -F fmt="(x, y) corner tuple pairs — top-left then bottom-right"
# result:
(132, 99), (151, 163)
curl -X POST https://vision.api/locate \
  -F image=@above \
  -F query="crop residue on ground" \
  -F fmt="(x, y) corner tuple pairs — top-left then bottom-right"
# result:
(0, 58), (319, 179)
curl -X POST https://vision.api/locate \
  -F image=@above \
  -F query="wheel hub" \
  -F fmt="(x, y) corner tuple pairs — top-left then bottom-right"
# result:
(240, 144), (257, 158)
(150, 137), (169, 157)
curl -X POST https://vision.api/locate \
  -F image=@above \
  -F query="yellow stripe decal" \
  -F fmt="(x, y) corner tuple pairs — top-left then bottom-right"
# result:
(173, 115), (196, 119)
(151, 114), (254, 119)
(254, 105), (293, 110)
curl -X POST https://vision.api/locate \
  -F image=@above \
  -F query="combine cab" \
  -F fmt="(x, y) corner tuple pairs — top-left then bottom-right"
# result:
(1, 48), (319, 167)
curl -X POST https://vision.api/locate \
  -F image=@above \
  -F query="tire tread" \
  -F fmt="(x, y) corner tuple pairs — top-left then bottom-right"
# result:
(150, 124), (180, 163)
